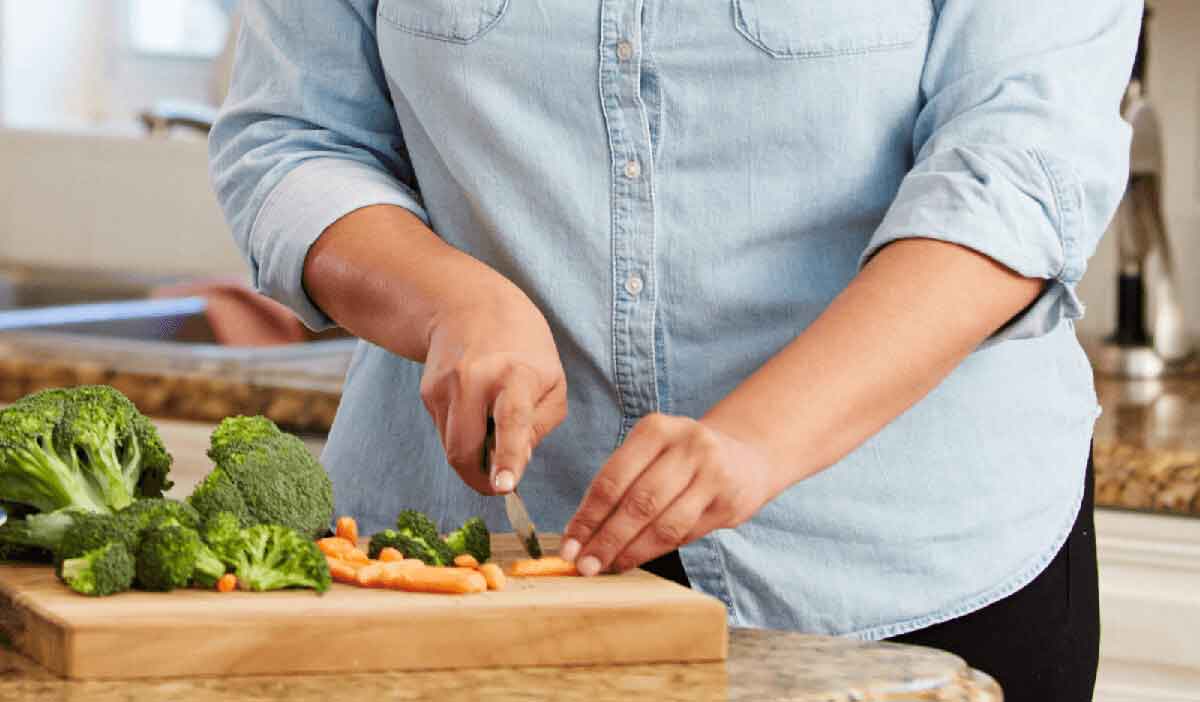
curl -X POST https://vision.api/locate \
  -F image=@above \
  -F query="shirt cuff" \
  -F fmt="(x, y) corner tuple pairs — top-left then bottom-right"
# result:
(247, 158), (429, 331)
(860, 145), (1085, 343)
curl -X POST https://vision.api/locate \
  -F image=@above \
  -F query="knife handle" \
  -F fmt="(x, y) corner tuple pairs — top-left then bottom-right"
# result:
(481, 415), (496, 478)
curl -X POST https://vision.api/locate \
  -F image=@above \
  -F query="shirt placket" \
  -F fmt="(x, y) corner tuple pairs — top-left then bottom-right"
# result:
(599, 0), (658, 440)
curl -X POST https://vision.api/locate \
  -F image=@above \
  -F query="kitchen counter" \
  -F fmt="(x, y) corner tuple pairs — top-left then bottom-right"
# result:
(0, 628), (1001, 701)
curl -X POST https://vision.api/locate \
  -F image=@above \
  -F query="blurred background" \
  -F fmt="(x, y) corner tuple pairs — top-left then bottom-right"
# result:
(0, 2), (1196, 700)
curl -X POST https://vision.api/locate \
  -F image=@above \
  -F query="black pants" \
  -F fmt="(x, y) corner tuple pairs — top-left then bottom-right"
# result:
(643, 453), (1100, 702)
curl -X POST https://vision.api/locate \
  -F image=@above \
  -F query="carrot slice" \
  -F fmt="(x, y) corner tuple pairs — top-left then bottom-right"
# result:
(216, 573), (238, 593)
(316, 537), (356, 558)
(453, 554), (480, 569)
(378, 547), (405, 563)
(343, 547), (371, 565)
(508, 556), (579, 577)
(326, 555), (360, 584)
(387, 567), (487, 594)
(479, 563), (506, 591)
(335, 516), (359, 545)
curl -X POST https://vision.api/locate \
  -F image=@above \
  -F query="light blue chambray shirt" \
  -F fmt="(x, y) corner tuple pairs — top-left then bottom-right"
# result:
(210, 0), (1139, 638)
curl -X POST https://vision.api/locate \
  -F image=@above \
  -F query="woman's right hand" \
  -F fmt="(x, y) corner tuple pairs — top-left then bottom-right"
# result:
(303, 205), (567, 496)
(420, 283), (568, 495)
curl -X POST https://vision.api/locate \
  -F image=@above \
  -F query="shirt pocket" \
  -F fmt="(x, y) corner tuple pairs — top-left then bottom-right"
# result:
(733, 0), (933, 59)
(377, 0), (510, 44)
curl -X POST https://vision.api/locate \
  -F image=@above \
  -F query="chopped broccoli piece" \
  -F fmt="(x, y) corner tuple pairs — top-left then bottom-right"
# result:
(60, 542), (135, 597)
(119, 498), (201, 534)
(56, 512), (139, 572)
(135, 523), (222, 591)
(188, 417), (333, 539)
(0, 386), (174, 555)
(201, 511), (248, 569)
(229, 525), (330, 592)
(443, 516), (491, 563)
(368, 527), (455, 566)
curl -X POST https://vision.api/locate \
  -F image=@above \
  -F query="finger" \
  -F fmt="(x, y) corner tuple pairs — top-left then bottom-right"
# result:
(489, 366), (538, 492)
(530, 376), (569, 445)
(443, 370), (492, 494)
(610, 487), (715, 573)
(561, 413), (682, 559)
(574, 444), (696, 576)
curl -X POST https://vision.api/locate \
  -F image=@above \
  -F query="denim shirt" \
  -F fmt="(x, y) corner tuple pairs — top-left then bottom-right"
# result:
(210, 0), (1138, 638)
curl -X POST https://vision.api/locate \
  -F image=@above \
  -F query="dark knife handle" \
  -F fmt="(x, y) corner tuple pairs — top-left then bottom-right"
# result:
(481, 415), (496, 478)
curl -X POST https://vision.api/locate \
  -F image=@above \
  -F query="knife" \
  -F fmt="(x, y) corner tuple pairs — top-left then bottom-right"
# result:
(482, 416), (543, 558)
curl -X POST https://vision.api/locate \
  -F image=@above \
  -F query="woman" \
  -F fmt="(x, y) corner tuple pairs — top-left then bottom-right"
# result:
(210, 2), (1140, 699)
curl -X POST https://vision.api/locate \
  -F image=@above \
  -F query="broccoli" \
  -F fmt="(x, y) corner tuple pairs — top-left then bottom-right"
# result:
(188, 416), (333, 539)
(367, 511), (456, 566)
(0, 508), (82, 560)
(119, 498), (201, 534)
(135, 523), (225, 591)
(228, 524), (330, 592)
(201, 511), (248, 568)
(0, 386), (173, 526)
(59, 542), (135, 597)
(55, 512), (139, 571)
(443, 516), (491, 564)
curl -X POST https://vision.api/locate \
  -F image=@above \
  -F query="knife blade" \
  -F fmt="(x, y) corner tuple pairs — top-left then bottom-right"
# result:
(482, 416), (543, 558)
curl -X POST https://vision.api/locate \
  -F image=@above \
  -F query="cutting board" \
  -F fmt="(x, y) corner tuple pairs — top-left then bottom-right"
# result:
(0, 533), (727, 679)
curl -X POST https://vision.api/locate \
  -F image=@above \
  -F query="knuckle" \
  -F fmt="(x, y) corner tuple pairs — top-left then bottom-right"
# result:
(591, 529), (625, 554)
(588, 475), (622, 507)
(623, 489), (658, 521)
(653, 520), (687, 546)
(495, 402), (530, 428)
(569, 515), (601, 538)
(689, 429), (721, 457)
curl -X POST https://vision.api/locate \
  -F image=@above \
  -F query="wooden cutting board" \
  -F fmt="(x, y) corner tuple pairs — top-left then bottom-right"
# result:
(0, 533), (727, 679)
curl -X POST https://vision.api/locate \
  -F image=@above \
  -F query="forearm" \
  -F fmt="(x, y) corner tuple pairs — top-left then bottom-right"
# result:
(302, 205), (517, 362)
(703, 238), (1044, 494)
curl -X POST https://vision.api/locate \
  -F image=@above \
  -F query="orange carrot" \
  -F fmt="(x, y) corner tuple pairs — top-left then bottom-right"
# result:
(316, 537), (356, 558)
(380, 559), (426, 588)
(326, 555), (360, 584)
(355, 562), (388, 588)
(386, 567), (487, 594)
(335, 516), (359, 545)
(479, 563), (506, 591)
(343, 547), (371, 565)
(216, 573), (238, 593)
(378, 547), (405, 563)
(453, 554), (480, 569)
(508, 556), (579, 577)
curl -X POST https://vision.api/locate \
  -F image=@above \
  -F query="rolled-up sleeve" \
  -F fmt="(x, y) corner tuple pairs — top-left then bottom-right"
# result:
(208, 0), (428, 330)
(860, 0), (1141, 341)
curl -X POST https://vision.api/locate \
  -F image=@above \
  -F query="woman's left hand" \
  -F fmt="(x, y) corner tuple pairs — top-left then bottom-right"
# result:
(559, 413), (777, 576)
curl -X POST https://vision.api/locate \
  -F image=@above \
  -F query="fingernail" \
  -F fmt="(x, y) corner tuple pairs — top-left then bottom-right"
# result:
(577, 555), (601, 577)
(559, 538), (580, 562)
(493, 470), (515, 493)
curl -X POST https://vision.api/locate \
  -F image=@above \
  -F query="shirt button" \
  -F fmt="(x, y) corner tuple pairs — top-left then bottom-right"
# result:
(624, 274), (644, 296)
(624, 159), (641, 179)
(616, 40), (634, 61)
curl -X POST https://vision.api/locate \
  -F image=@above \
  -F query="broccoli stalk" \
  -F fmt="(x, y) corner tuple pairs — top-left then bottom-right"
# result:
(443, 516), (491, 564)
(0, 508), (83, 558)
(231, 525), (330, 592)
(60, 542), (135, 597)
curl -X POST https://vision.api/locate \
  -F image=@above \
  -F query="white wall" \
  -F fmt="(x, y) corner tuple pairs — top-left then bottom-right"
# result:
(1077, 0), (1200, 340)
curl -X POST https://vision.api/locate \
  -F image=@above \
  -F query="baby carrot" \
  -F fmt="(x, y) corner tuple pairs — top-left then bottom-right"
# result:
(355, 562), (388, 588)
(378, 547), (405, 563)
(508, 556), (579, 577)
(453, 554), (480, 569)
(479, 562), (506, 591)
(335, 516), (359, 545)
(388, 567), (487, 594)
(216, 573), (238, 593)
(316, 537), (356, 558)
(380, 560), (426, 588)
(326, 555), (360, 584)
(343, 547), (371, 565)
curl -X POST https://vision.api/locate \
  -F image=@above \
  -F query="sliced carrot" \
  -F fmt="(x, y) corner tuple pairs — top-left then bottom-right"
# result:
(453, 554), (480, 569)
(378, 547), (405, 563)
(479, 563), (506, 591)
(387, 566), (487, 594)
(508, 556), (579, 577)
(335, 516), (359, 545)
(216, 573), (238, 593)
(343, 547), (371, 565)
(326, 555), (360, 584)
(316, 536), (356, 558)
(355, 563), (388, 588)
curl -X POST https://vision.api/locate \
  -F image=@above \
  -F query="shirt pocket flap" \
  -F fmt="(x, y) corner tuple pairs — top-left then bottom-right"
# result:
(378, 0), (510, 44)
(733, 0), (933, 59)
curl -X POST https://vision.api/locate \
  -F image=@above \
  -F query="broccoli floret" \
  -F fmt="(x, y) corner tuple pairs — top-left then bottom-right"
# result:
(119, 498), (200, 534)
(229, 525), (330, 592)
(369, 525), (455, 566)
(0, 386), (173, 522)
(188, 417), (333, 539)
(202, 511), (248, 569)
(56, 512), (139, 572)
(135, 523), (223, 591)
(443, 517), (491, 563)
(60, 542), (135, 597)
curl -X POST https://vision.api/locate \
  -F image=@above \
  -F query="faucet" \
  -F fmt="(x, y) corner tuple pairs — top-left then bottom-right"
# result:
(1092, 7), (1194, 378)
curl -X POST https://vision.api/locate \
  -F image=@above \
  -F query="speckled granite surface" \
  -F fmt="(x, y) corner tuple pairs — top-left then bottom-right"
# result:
(0, 628), (1000, 701)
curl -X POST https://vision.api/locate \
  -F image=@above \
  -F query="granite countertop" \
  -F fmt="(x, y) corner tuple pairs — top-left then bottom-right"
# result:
(0, 629), (1001, 701)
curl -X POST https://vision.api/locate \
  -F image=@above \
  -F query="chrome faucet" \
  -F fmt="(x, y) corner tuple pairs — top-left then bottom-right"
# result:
(1093, 9), (1194, 378)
